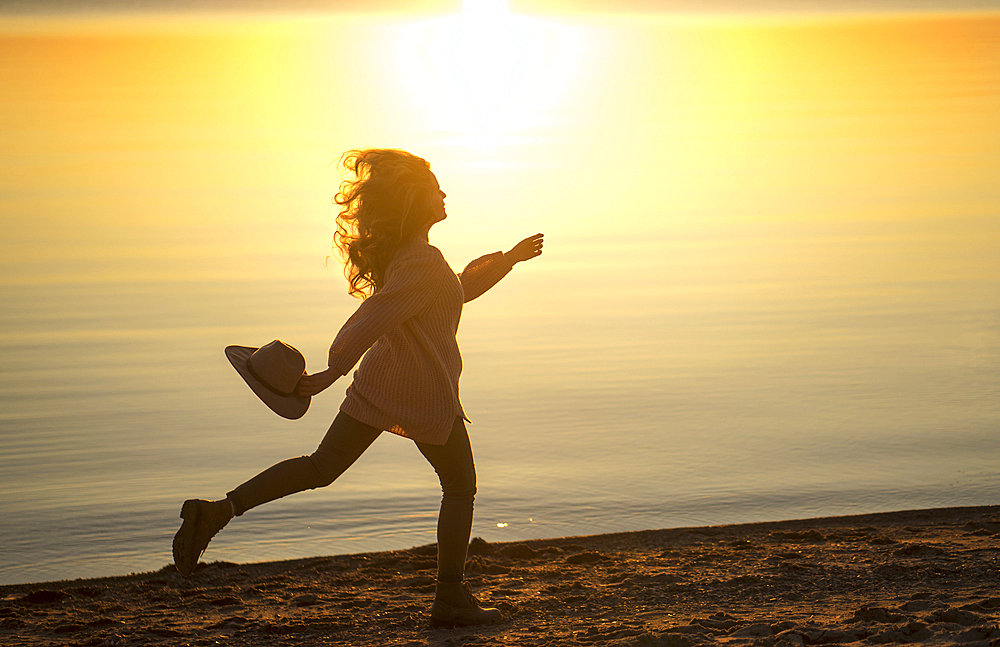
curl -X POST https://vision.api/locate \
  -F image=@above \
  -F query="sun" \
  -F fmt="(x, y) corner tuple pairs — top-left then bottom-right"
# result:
(394, 0), (584, 151)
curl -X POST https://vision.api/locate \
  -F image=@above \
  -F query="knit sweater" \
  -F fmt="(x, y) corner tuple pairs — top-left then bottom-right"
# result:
(328, 236), (514, 445)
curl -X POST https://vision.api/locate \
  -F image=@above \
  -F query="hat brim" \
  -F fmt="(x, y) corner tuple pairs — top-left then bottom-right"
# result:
(225, 345), (310, 420)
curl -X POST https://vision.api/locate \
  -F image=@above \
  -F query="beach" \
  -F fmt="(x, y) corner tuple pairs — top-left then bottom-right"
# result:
(2, 505), (998, 646)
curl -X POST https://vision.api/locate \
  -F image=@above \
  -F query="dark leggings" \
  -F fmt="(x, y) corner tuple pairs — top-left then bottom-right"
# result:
(227, 412), (476, 583)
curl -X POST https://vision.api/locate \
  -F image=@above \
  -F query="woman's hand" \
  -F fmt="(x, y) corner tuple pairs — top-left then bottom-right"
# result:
(297, 367), (340, 397)
(505, 233), (544, 264)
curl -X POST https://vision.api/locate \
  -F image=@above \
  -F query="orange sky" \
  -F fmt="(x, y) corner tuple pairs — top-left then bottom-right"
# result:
(1, 9), (997, 285)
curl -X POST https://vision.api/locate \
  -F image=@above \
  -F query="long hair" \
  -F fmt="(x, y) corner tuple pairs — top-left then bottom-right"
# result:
(333, 149), (437, 299)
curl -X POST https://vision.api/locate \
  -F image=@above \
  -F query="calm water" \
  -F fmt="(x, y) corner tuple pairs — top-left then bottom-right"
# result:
(1, 8), (998, 585)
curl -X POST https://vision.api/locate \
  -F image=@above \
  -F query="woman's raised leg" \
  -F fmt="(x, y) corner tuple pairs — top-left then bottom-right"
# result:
(227, 411), (382, 515)
(173, 411), (381, 576)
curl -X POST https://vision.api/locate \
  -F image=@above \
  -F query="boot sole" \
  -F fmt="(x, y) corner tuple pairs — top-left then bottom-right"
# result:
(172, 500), (201, 577)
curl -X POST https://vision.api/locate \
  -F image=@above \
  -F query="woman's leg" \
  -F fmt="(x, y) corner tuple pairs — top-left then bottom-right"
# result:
(417, 418), (500, 626)
(175, 411), (382, 576)
(415, 417), (477, 584)
(227, 411), (382, 515)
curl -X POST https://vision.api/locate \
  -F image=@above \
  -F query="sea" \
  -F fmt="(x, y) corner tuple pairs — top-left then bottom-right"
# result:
(1, 5), (998, 585)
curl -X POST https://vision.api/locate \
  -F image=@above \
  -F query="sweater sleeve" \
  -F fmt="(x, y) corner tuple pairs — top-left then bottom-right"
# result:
(328, 252), (443, 374)
(458, 252), (514, 303)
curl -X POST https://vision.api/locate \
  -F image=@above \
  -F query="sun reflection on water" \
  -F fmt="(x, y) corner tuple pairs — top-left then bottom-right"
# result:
(393, 0), (585, 152)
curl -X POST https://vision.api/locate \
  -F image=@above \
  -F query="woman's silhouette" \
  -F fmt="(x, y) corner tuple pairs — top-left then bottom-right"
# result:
(172, 149), (544, 627)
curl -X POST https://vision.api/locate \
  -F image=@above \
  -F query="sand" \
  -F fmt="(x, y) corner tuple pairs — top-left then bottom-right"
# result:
(2, 505), (998, 646)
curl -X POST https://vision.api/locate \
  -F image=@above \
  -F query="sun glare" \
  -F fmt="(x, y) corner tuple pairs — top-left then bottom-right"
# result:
(394, 0), (584, 152)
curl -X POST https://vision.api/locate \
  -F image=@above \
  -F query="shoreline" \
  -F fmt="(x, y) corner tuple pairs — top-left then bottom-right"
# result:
(2, 504), (998, 645)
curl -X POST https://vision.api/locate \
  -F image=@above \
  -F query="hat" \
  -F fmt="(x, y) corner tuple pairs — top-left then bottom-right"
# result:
(225, 340), (311, 420)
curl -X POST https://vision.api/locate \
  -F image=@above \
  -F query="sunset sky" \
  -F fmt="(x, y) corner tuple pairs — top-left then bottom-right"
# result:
(2, 1), (997, 287)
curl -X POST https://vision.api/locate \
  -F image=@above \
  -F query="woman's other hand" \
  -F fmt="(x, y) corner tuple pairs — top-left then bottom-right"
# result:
(505, 233), (544, 264)
(297, 367), (340, 397)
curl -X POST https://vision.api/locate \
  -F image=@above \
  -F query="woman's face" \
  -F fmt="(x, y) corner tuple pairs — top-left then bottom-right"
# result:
(429, 174), (447, 225)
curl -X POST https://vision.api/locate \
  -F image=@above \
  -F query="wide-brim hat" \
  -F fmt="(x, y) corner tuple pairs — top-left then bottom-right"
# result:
(225, 340), (310, 420)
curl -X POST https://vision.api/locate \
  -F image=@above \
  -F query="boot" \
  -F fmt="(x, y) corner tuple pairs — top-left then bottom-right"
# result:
(172, 499), (233, 577)
(430, 581), (502, 627)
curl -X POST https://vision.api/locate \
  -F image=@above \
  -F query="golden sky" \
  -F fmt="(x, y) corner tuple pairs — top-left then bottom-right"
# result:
(1, 3), (997, 285)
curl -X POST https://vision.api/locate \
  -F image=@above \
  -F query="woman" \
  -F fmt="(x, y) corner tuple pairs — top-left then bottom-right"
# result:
(172, 148), (544, 627)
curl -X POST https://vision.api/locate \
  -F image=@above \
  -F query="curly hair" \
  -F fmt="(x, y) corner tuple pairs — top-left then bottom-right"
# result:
(333, 149), (438, 299)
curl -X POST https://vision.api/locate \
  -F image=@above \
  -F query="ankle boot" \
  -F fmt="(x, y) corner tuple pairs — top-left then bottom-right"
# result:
(172, 499), (233, 577)
(430, 581), (502, 627)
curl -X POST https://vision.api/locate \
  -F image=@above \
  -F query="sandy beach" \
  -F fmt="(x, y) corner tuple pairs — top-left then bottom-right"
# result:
(2, 505), (998, 646)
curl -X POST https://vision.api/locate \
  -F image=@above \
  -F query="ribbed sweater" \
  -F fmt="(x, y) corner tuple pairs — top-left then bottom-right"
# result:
(327, 236), (514, 445)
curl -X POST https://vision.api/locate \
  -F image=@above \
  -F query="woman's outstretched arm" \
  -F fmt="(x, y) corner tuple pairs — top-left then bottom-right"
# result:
(459, 233), (544, 302)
